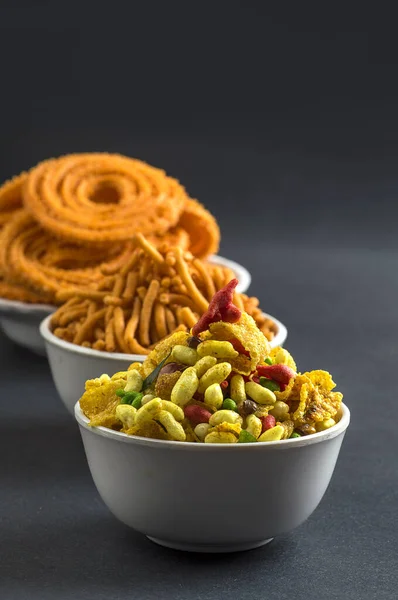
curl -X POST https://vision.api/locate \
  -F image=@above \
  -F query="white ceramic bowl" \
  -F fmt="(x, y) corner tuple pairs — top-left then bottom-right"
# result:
(0, 298), (55, 355)
(40, 314), (145, 414)
(75, 401), (350, 553)
(40, 312), (287, 415)
(0, 255), (251, 355)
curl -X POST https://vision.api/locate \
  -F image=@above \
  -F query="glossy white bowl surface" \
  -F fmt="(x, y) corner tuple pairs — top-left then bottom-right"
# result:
(75, 401), (350, 552)
(40, 310), (287, 415)
(0, 298), (54, 355)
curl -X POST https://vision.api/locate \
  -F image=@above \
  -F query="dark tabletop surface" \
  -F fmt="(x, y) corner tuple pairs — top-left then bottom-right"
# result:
(1, 138), (398, 600)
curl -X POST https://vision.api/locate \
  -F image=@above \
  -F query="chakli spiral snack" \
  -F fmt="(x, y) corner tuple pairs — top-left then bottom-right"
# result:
(22, 153), (220, 257)
(0, 153), (221, 304)
(23, 153), (188, 244)
(148, 227), (191, 253)
(0, 172), (25, 228)
(177, 198), (220, 258)
(0, 210), (135, 304)
(50, 234), (277, 353)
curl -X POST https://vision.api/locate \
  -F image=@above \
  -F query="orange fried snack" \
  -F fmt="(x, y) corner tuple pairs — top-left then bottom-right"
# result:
(0, 172), (26, 228)
(0, 210), (136, 304)
(0, 281), (49, 304)
(23, 153), (188, 245)
(50, 234), (277, 353)
(176, 198), (220, 258)
(148, 227), (191, 253)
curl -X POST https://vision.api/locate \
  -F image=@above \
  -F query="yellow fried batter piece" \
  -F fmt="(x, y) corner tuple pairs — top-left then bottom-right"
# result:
(255, 405), (276, 418)
(155, 371), (181, 401)
(303, 370), (336, 393)
(275, 369), (343, 434)
(208, 313), (270, 375)
(208, 421), (241, 437)
(125, 420), (170, 440)
(127, 362), (145, 374)
(269, 346), (297, 372)
(278, 419), (295, 439)
(80, 373), (127, 428)
(274, 376), (296, 402)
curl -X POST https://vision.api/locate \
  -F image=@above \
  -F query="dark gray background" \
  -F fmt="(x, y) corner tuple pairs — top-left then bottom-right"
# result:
(1, 3), (398, 599)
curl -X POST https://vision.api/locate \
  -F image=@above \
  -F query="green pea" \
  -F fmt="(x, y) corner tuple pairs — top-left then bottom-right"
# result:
(259, 377), (280, 392)
(131, 394), (143, 409)
(120, 392), (135, 404)
(238, 430), (257, 443)
(290, 432), (301, 439)
(264, 357), (273, 365)
(222, 398), (238, 412)
(116, 389), (126, 397)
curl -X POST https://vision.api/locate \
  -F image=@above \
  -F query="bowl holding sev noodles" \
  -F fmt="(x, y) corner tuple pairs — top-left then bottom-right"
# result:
(0, 152), (230, 353)
(0, 251), (251, 356)
(40, 235), (286, 414)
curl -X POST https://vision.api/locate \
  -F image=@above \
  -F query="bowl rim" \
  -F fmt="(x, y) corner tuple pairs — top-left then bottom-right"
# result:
(74, 401), (350, 450)
(0, 254), (251, 318)
(39, 308), (288, 362)
(0, 296), (55, 316)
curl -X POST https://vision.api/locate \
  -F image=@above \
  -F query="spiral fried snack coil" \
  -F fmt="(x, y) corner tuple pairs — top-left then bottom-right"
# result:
(0, 210), (136, 303)
(50, 234), (277, 354)
(0, 172), (25, 228)
(23, 153), (191, 243)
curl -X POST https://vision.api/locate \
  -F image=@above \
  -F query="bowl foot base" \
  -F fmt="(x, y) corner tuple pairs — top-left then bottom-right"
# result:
(147, 536), (274, 553)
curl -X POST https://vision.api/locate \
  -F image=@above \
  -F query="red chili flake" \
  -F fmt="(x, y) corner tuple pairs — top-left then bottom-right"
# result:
(242, 371), (257, 382)
(220, 380), (229, 390)
(256, 364), (295, 385)
(229, 338), (250, 357)
(261, 414), (276, 433)
(192, 279), (242, 336)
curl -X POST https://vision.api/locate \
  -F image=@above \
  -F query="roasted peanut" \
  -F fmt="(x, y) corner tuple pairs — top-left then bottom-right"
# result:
(316, 418), (336, 432)
(245, 414), (262, 439)
(196, 340), (238, 360)
(184, 404), (212, 425)
(171, 345), (198, 366)
(124, 369), (143, 393)
(156, 410), (186, 441)
(160, 400), (185, 421)
(245, 381), (276, 405)
(141, 393), (155, 405)
(194, 422), (210, 441)
(115, 404), (137, 429)
(230, 374), (246, 402)
(170, 367), (199, 406)
(270, 400), (290, 421)
(204, 383), (224, 409)
(194, 356), (217, 378)
(135, 398), (162, 425)
(198, 362), (232, 393)
(258, 425), (284, 442)
(209, 410), (242, 426)
(204, 431), (238, 444)
(261, 414), (276, 432)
